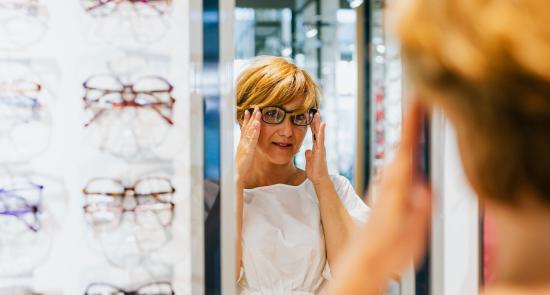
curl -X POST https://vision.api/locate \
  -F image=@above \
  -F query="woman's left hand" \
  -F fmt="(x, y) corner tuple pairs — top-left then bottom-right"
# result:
(305, 113), (330, 186)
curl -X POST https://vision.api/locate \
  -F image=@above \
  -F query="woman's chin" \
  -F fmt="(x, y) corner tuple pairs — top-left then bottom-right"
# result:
(267, 155), (294, 166)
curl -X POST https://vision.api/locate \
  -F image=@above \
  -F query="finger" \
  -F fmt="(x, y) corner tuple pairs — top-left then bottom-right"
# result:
(243, 108), (260, 135)
(408, 183), (432, 265)
(242, 109), (251, 127)
(240, 114), (250, 140)
(305, 149), (312, 169)
(254, 108), (262, 122)
(396, 99), (424, 173)
(378, 99), (426, 211)
(313, 113), (321, 134)
(245, 120), (261, 140)
(311, 113), (320, 146)
(318, 122), (326, 148)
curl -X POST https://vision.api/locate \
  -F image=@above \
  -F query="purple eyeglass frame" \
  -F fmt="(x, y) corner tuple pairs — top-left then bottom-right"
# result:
(0, 182), (44, 232)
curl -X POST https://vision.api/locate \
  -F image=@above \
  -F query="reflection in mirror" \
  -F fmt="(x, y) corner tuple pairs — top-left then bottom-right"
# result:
(232, 1), (382, 294)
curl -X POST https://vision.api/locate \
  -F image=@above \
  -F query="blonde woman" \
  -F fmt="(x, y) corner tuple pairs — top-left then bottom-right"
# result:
(328, 0), (550, 295)
(235, 56), (370, 294)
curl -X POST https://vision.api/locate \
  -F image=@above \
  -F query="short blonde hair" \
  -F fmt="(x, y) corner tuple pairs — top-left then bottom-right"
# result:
(236, 56), (320, 122)
(397, 0), (550, 206)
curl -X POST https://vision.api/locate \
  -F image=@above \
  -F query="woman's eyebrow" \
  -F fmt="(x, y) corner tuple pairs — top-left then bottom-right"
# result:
(281, 106), (302, 113)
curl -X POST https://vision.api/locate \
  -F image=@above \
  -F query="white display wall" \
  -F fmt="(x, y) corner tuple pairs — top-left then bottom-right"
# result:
(431, 113), (479, 295)
(0, 1), (192, 294)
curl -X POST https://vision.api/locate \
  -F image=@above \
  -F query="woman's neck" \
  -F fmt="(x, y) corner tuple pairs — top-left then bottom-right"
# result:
(245, 156), (303, 189)
(488, 201), (550, 287)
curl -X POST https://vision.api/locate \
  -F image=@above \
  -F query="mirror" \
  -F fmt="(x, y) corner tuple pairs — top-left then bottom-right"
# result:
(231, 1), (404, 294)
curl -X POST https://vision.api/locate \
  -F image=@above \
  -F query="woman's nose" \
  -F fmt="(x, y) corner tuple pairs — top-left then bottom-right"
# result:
(277, 116), (293, 136)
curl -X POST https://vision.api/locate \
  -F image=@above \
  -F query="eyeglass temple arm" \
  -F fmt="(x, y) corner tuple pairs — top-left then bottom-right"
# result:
(83, 108), (106, 127)
(86, 0), (116, 12)
(150, 104), (174, 125)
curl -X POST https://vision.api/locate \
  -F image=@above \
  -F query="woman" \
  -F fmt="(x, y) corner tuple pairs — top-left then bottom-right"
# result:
(328, 0), (550, 294)
(235, 56), (370, 294)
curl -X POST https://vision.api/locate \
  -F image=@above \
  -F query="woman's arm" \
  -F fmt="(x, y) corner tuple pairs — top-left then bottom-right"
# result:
(235, 109), (262, 280)
(313, 178), (357, 267)
(235, 182), (244, 280)
(306, 113), (358, 268)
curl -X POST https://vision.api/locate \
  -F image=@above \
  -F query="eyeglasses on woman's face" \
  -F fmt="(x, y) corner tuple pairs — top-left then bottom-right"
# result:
(247, 106), (317, 126)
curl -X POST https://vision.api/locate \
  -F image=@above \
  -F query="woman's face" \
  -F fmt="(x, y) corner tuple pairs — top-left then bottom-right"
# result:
(254, 99), (309, 166)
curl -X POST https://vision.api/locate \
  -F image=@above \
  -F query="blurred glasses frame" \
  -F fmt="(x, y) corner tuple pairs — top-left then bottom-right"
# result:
(82, 177), (176, 231)
(0, 285), (43, 295)
(84, 281), (175, 295)
(0, 182), (44, 232)
(0, 80), (44, 126)
(83, 177), (175, 200)
(82, 0), (172, 17)
(246, 106), (318, 126)
(0, 0), (40, 10)
(0, 0), (49, 50)
(82, 75), (175, 127)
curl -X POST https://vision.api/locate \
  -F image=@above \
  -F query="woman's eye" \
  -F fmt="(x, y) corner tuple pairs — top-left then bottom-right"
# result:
(265, 110), (278, 117)
(294, 114), (306, 121)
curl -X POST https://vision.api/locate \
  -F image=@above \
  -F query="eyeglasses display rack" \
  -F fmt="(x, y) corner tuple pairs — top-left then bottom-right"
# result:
(0, 1), (192, 294)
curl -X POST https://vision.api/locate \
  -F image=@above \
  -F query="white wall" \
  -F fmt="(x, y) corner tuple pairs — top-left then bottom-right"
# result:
(431, 113), (479, 295)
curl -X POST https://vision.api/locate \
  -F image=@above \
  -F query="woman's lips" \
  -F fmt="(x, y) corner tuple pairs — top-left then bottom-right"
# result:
(272, 142), (292, 149)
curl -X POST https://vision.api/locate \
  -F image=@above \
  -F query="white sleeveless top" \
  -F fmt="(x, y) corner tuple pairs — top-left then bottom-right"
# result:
(238, 175), (370, 295)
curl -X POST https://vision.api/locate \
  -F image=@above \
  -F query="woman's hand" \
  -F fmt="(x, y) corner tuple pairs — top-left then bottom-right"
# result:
(305, 113), (330, 186)
(236, 109), (261, 187)
(235, 109), (261, 280)
(328, 100), (432, 295)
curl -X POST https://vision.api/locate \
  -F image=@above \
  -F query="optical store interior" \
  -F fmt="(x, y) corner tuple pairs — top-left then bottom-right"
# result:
(1, 0), (549, 295)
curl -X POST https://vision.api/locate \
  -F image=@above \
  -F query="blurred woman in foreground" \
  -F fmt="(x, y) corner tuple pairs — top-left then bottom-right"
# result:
(329, 0), (550, 294)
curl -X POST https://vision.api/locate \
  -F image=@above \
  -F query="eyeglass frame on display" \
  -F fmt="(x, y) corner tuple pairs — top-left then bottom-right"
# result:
(0, 80), (42, 107)
(0, 80), (41, 95)
(83, 200), (175, 230)
(82, 0), (172, 17)
(84, 281), (175, 295)
(82, 177), (176, 230)
(82, 75), (175, 127)
(0, 0), (40, 10)
(82, 176), (175, 200)
(0, 285), (44, 295)
(0, 182), (44, 232)
(0, 88), (43, 128)
(0, 0), (49, 50)
(246, 106), (318, 126)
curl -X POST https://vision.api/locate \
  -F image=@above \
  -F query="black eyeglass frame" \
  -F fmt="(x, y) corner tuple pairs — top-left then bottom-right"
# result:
(247, 106), (318, 126)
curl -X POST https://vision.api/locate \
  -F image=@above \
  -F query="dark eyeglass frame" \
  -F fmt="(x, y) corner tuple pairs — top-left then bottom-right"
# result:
(83, 74), (175, 127)
(247, 106), (318, 126)
(84, 281), (175, 295)
(0, 182), (44, 232)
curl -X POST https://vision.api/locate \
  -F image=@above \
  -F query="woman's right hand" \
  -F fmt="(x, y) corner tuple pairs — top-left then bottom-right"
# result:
(236, 108), (261, 187)
(328, 100), (432, 295)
